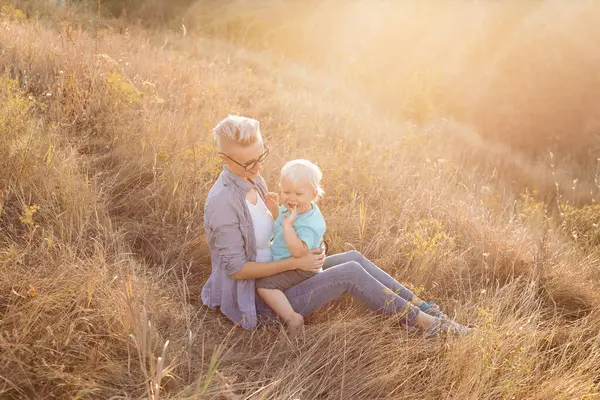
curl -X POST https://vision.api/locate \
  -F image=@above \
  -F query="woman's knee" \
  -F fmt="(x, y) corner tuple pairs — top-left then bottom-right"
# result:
(336, 260), (367, 281)
(346, 250), (366, 263)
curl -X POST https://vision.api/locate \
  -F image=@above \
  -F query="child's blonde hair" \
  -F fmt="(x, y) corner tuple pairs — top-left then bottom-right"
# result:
(280, 159), (325, 198)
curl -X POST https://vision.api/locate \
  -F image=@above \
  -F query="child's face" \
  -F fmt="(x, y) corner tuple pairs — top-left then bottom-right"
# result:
(280, 178), (317, 213)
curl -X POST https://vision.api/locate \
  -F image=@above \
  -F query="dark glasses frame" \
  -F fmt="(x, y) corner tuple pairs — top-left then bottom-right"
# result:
(218, 145), (269, 171)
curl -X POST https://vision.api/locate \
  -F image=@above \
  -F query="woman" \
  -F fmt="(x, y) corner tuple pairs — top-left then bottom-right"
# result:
(201, 115), (470, 336)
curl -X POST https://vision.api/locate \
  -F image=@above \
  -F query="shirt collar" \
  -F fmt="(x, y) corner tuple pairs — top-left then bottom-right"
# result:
(222, 165), (256, 193)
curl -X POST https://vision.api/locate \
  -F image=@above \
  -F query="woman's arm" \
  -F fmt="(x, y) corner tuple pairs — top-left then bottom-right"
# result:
(231, 250), (325, 280)
(231, 259), (292, 280)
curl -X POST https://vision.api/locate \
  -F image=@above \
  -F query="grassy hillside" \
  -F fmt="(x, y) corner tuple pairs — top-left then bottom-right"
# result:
(0, 1), (599, 399)
(181, 1), (600, 162)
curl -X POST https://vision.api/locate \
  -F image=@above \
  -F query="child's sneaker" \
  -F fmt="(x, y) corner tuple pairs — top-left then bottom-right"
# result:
(425, 316), (472, 338)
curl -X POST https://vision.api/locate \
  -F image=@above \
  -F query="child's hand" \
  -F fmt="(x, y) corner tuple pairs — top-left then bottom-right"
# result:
(282, 205), (297, 227)
(264, 192), (279, 210)
(265, 192), (280, 218)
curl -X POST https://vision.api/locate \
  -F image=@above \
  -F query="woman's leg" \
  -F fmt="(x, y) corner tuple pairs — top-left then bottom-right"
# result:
(282, 260), (435, 329)
(323, 251), (415, 302)
(256, 260), (469, 335)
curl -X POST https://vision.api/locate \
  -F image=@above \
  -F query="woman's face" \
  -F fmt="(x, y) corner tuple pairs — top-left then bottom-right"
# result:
(218, 140), (267, 180)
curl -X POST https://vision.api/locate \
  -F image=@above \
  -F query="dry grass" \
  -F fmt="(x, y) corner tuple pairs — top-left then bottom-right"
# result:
(0, 1), (599, 399)
(186, 0), (600, 170)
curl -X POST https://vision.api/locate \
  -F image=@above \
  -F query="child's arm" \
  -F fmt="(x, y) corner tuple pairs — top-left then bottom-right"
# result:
(281, 206), (310, 258)
(264, 192), (280, 220)
(283, 225), (310, 258)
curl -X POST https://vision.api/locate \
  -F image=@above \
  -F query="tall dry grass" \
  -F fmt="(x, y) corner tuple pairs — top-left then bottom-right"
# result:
(0, 1), (599, 399)
(184, 0), (600, 168)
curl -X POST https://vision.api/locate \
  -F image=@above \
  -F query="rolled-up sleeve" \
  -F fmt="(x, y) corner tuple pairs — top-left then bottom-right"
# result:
(206, 201), (248, 276)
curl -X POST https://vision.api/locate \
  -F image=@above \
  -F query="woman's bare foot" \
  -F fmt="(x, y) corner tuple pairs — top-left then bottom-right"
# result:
(285, 312), (305, 337)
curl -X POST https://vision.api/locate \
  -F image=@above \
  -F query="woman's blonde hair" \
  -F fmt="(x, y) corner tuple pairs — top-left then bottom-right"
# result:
(213, 115), (261, 147)
(280, 159), (325, 198)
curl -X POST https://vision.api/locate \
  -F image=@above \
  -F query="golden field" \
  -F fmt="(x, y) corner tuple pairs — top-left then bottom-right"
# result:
(1, 1), (599, 398)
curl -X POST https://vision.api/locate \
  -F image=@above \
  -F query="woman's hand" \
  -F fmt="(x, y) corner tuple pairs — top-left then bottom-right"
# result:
(282, 205), (297, 227)
(293, 248), (326, 272)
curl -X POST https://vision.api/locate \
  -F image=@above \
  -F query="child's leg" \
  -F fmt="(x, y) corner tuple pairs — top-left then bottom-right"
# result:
(257, 288), (304, 329)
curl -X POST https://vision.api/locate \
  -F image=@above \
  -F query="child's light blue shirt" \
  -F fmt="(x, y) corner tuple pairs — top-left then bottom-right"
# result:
(270, 202), (326, 261)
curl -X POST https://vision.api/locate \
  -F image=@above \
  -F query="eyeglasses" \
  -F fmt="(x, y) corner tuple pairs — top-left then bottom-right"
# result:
(219, 146), (269, 172)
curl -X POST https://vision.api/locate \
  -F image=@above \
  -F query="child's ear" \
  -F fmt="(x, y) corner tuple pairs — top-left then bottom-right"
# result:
(313, 188), (319, 200)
